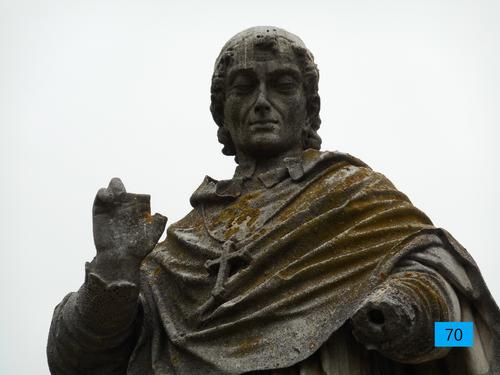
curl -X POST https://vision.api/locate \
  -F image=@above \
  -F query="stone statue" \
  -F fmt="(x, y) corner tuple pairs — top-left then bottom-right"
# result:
(47, 26), (500, 374)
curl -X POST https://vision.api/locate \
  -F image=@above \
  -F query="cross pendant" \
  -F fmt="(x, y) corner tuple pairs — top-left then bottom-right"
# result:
(197, 240), (252, 318)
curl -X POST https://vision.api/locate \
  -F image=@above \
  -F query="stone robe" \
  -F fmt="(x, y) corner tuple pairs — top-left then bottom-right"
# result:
(48, 149), (500, 374)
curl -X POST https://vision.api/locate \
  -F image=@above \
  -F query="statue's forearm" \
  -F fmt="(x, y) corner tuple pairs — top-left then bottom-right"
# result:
(47, 256), (142, 374)
(352, 262), (461, 364)
(77, 257), (141, 333)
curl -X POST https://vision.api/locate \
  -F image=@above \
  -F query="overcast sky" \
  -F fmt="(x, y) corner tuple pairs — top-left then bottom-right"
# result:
(1, 0), (499, 374)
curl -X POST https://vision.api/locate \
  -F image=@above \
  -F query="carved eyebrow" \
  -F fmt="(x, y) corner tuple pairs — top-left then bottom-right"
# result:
(268, 68), (301, 81)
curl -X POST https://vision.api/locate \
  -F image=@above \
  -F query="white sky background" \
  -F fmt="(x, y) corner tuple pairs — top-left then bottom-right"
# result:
(1, 0), (499, 373)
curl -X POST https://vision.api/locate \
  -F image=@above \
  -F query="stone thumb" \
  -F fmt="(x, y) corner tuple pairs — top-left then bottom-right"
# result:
(150, 213), (168, 243)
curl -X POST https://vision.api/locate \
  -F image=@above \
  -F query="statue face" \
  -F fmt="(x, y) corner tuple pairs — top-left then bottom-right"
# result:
(223, 53), (308, 159)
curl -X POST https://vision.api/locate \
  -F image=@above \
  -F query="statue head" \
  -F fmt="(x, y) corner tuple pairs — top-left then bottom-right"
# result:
(210, 26), (321, 161)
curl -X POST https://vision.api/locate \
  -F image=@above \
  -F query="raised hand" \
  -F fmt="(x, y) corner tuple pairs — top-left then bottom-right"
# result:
(91, 178), (167, 281)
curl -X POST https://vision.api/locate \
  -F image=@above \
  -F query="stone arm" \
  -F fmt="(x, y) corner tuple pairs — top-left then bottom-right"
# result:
(351, 246), (464, 364)
(47, 262), (142, 375)
(47, 178), (167, 374)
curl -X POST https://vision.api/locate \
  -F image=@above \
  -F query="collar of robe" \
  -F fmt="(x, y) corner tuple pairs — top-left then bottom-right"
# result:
(190, 152), (313, 207)
(189, 149), (368, 207)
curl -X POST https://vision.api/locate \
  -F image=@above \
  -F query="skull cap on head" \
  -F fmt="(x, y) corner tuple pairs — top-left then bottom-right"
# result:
(214, 26), (308, 68)
(210, 26), (322, 157)
(220, 26), (307, 49)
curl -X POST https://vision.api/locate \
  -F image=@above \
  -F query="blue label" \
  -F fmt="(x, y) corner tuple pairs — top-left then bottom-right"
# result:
(434, 322), (473, 347)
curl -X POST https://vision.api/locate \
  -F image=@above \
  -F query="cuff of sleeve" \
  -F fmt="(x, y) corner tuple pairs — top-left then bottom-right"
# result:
(75, 262), (139, 334)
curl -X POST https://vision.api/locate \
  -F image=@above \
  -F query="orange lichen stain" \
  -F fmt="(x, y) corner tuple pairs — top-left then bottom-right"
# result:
(170, 352), (179, 366)
(302, 148), (320, 162)
(224, 224), (240, 240)
(210, 191), (262, 226)
(209, 191), (263, 240)
(143, 212), (153, 224)
(153, 266), (162, 279)
(233, 335), (263, 356)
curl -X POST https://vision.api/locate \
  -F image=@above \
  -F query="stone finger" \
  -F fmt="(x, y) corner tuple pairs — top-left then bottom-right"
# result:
(93, 188), (114, 215)
(96, 187), (114, 203)
(108, 177), (127, 197)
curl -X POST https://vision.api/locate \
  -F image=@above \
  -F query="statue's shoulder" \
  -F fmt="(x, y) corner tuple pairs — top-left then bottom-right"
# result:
(310, 149), (402, 192)
(302, 149), (371, 176)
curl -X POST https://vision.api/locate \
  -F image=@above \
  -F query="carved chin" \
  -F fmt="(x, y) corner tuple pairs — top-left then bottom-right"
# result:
(240, 133), (291, 156)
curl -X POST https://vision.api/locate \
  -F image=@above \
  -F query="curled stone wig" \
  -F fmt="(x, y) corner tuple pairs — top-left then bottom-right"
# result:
(210, 26), (322, 157)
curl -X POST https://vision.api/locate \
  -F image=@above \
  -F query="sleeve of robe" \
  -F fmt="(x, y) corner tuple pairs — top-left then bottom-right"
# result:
(350, 247), (462, 364)
(347, 237), (497, 375)
(47, 262), (142, 375)
(250, 232), (499, 375)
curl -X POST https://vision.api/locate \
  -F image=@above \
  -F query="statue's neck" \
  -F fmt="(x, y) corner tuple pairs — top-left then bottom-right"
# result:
(236, 148), (303, 177)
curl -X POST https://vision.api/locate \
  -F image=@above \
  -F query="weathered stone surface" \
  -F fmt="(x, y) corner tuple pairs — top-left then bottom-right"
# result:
(47, 26), (500, 375)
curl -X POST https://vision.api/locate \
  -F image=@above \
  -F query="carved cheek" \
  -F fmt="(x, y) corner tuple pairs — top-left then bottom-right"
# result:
(291, 93), (307, 120)
(280, 95), (304, 122)
(265, 93), (288, 119)
(224, 97), (243, 129)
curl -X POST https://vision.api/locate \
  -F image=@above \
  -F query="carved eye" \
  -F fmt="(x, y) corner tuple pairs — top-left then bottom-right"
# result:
(230, 76), (256, 95)
(273, 75), (299, 93)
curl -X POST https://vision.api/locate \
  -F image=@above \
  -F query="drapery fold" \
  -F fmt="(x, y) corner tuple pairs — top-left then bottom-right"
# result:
(128, 150), (499, 374)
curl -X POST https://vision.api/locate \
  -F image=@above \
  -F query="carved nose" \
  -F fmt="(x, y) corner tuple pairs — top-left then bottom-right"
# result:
(254, 90), (271, 115)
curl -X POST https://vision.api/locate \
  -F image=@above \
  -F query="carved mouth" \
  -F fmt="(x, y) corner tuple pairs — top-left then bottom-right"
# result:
(249, 120), (278, 130)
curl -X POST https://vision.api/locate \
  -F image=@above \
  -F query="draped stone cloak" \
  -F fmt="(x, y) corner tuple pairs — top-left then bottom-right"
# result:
(127, 149), (500, 374)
